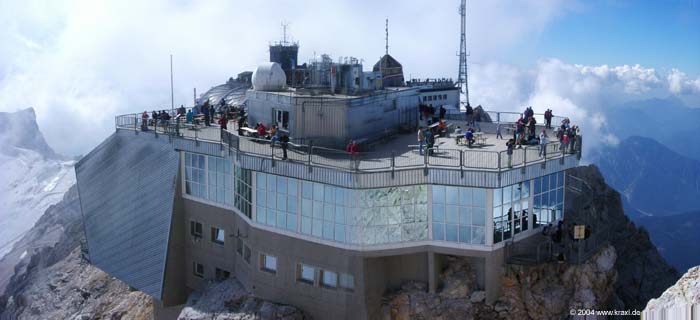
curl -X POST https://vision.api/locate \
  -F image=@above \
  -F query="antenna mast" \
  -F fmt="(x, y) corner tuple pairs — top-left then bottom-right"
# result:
(457, 0), (470, 106)
(385, 18), (389, 55)
(281, 21), (289, 44)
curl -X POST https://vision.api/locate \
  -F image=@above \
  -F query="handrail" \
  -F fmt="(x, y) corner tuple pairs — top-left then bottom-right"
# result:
(114, 110), (582, 174)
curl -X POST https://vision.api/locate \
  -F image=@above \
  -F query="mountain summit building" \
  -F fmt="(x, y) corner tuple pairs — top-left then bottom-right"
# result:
(76, 40), (581, 319)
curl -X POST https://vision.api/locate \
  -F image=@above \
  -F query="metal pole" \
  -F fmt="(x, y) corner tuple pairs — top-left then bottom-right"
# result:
(170, 55), (175, 115)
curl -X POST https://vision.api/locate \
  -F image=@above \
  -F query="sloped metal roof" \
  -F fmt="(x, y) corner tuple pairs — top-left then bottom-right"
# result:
(75, 131), (179, 300)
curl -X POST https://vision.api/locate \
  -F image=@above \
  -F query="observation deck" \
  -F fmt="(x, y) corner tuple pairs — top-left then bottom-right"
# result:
(114, 110), (581, 189)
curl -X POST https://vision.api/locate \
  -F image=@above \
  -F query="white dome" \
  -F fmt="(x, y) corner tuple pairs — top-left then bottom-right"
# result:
(252, 62), (287, 91)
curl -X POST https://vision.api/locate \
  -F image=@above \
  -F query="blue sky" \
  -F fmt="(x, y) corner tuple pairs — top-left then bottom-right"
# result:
(531, 0), (700, 74)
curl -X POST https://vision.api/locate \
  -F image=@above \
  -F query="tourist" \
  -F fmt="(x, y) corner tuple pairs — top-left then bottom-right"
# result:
(424, 129), (435, 156)
(454, 126), (463, 144)
(506, 139), (515, 167)
(178, 105), (186, 116)
(256, 123), (267, 138)
(270, 125), (279, 143)
(346, 140), (359, 168)
(280, 133), (290, 160)
(496, 123), (503, 140)
(561, 131), (570, 154)
(544, 109), (553, 129)
(417, 127), (425, 155)
(218, 113), (228, 130)
(151, 110), (157, 127)
(439, 105), (446, 119)
(539, 130), (548, 157)
(465, 129), (474, 147)
(237, 114), (247, 136)
(202, 103), (211, 127)
(527, 116), (536, 138)
(141, 111), (149, 131)
(465, 103), (474, 125)
(186, 109), (193, 124)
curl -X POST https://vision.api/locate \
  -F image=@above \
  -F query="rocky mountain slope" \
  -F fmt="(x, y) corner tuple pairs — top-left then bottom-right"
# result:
(381, 165), (679, 319)
(593, 136), (700, 217)
(637, 211), (700, 273)
(643, 266), (700, 319)
(0, 186), (153, 320)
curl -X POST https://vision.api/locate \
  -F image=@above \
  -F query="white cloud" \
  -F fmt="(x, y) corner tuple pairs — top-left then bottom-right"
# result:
(0, 0), (570, 155)
(667, 68), (700, 95)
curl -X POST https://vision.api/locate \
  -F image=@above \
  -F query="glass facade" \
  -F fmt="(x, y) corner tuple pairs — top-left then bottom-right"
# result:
(254, 172), (429, 246)
(256, 174), (299, 232)
(431, 186), (486, 244)
(493, 181), (531, 243)
(184, 152), (567, 249)
(184, 152), (252, 218)
(533, 172), (565, 227)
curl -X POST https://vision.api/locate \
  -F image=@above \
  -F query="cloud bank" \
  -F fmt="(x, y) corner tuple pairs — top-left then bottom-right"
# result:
(0, 0), (697, 156)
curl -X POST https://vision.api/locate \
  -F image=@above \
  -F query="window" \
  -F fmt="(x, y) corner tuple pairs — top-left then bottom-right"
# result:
(207, 157), (232, 206)
(533, 172), (565, 228)
(211, 227), (225, 245)
(185, 153), (206, 198)
(275, 110), (290, 129)
(339, 273), (355, 291)
(260, 253), (278, 274)
(193, 262), (204, 278)
(297, 264), (316, 284)
(322, 270), (338, 288)
(432, 186), (486, 245)
(234, 167), (253, 218)
(215, 268), (230, 281)
(493, 181), (532, 244)
(423, 96), (427, 102)
(255, 173), (299, 232)
(443, 94), (447, 100)
(190, 221), (203, 238)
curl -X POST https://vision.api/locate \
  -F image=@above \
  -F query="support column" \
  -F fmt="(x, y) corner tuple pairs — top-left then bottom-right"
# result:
(428, 251), (437, 293)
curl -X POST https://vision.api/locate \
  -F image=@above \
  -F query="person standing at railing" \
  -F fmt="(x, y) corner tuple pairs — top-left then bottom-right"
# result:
(417, 127), (425, 155)
(151, 110), (157, 128)
(544, 109), (553, 129)
(186, 109), (193, 124)
(496, 123), (503, 140)
(439, 105), (446, 119)
(465, 103), (474, 125)
(218, 112), (228, 130)
(561, 131), (570, 154)
(346, 140), (359, 168)
(202, 102), (211, 127)
(141, 111), (149, 131)
(280, 133), (289, 160)
(506, 138), (515, 167)
(424, 130), (435, 156)
(539, 129), (548, 157)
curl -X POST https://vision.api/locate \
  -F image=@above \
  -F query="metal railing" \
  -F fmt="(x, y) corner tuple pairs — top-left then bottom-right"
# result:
(114, 110), (582, 173)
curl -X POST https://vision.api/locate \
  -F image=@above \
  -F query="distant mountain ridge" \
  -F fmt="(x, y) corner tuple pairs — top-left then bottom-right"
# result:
(593, 136), (700, 217)
(0, 108), (60, 160)
(605, 97), (700, 161)
(0, 108), (75, 260)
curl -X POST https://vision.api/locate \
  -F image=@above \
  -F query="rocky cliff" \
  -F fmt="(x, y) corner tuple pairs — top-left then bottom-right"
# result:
(643, 266), (700, 319)
(381, 165), (679, 319)
(0, 186), (153, 320)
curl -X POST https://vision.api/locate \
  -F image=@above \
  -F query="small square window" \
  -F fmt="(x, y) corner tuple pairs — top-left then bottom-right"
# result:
(190, 221), (202, 238)
(340, 273), (355, 291)
(215, 268), (230, 281)
(260, 254), (277, 274)
(193, 262), (204, 278)
(298, 264), (316, 284)
(322, 270), (338, 288)
(211, 227), (225, 245)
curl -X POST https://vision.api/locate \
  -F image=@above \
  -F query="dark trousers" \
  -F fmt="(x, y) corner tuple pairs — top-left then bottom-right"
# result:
(281, 143), (288, 159)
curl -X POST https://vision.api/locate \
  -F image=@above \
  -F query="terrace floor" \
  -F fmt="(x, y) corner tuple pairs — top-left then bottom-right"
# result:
(158, 118), (567, 171)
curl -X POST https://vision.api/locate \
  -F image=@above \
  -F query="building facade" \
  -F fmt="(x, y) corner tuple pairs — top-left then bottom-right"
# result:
(78, 110), (579, 320)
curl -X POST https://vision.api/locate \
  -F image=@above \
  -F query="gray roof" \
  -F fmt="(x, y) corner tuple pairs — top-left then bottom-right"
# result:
(76, 131), (179, 300)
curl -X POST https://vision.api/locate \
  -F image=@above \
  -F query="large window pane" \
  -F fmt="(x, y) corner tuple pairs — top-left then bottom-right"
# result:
(433, 204), (445, 222)
(302, 181), (313, 199)
(446, 187), (459, 205)
(445, 206), (459, 224)
(459, 226), (471, 243)
(433, 223), (445, 240)
(432, 185), (445, 204)
(459, 188), (472, 206)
